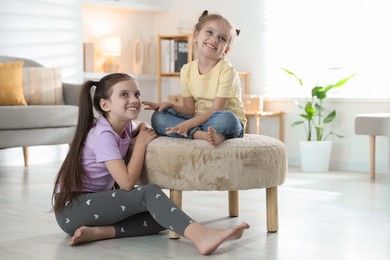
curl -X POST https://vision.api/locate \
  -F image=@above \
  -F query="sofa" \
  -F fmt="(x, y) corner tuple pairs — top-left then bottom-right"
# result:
(0, 56), (80, 166)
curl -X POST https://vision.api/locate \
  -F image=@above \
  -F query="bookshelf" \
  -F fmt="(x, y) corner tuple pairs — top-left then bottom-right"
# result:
(157, 34), (192, 102)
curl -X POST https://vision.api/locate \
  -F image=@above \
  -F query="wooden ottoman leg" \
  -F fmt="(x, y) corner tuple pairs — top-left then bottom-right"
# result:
(228, 190), (239, 217)
(369, 135), (376, 179)
(266, 186), (278, 233)
(169, 189), (182, 239)
(23, 146), (28, 167)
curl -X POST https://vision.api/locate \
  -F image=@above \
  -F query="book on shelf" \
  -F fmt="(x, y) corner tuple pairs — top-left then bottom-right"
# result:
(160, 39), (189, 73)
(175, 40), (188, 72)
(160, 39), (171, 73)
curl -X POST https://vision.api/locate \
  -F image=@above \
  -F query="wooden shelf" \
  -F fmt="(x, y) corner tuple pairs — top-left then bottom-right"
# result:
(157, 34), (193, 102)
(83, 0), (170, 12)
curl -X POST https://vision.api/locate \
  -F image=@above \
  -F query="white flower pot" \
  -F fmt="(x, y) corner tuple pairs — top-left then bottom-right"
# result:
(299, 140), (332, 172)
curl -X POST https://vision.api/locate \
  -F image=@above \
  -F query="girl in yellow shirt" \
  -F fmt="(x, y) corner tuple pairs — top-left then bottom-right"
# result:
(144, 10), (246, 146)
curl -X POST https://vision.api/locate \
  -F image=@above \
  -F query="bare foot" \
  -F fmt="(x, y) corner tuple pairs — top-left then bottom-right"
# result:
(206, 127), (225, 146)
(185, 222), (250, 255)
(69, 226), (115, 246)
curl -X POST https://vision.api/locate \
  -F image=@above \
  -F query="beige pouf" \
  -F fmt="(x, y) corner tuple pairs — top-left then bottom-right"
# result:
(140, 134), (288, 238)
(355, 113), (390, 179)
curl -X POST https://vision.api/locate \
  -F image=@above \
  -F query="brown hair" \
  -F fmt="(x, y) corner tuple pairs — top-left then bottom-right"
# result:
(51, 73), (133, 211)
(194, 10), (240, 46)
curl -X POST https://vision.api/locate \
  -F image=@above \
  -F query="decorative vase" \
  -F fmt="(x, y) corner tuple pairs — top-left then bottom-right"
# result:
(144, 36), (155, 74)
(132, 35), (144, 74)
(299, 140), (332, 172)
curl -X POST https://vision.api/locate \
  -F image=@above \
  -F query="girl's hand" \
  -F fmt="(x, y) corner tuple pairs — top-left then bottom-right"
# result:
(142, 101), (160, 111)
(142, 101), (171, 111)
(166, 122), (191, 137)
(134, 127), (157, 147)
(137, 121), (151, 130)
(132, 121), (151, 137)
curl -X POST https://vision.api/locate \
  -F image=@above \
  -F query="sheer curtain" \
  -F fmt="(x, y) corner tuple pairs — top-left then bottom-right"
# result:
(263, 0), (390, 98)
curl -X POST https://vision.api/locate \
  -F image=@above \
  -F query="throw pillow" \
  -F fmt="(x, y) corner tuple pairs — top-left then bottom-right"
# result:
(23, 67), (65, 105)
(0, 60), (28, 106)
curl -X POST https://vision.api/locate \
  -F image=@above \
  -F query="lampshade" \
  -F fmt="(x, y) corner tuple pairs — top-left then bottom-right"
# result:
(100, 36), (121, 72)
(101, 36), (122, 56)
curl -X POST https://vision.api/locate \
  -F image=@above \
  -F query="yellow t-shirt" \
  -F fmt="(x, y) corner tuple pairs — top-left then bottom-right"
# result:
(180, 58), (247, 127)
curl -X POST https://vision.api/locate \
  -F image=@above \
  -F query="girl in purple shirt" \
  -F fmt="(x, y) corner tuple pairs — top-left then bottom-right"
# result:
(51, 73), (249, 255)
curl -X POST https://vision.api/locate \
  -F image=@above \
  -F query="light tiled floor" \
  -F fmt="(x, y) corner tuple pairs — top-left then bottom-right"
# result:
(0, 164), (389, 260)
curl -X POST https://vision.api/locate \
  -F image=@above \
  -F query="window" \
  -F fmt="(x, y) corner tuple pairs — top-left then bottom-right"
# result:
(263, 0), (390, 98)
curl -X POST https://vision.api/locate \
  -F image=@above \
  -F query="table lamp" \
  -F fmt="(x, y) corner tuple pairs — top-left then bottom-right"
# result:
(101, 36), (121, 73)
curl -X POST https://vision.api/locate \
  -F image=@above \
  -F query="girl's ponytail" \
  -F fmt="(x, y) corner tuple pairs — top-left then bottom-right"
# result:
(78, 81), (97, 138)
(51, 80), (97, 211)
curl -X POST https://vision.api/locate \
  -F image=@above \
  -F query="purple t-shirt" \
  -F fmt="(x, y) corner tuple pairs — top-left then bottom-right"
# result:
(55, 115), (134, 193)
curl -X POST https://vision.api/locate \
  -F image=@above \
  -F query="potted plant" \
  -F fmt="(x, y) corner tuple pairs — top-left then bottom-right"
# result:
(281, 68), (355, 172)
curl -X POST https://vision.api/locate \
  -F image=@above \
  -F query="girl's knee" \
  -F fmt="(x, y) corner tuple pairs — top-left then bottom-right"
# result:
(210, 110), (238, 124)
(142, 183), (162, 193)
(151, 111), (163, 124)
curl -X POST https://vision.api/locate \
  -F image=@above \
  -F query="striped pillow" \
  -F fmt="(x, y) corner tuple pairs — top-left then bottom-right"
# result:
(23, 67), (65, 105)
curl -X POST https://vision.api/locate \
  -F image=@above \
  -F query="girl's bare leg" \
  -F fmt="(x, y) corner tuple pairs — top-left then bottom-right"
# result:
(184, 222), (250, 255)
(69, 226), (116, 246)
(193, 127), (225, 146)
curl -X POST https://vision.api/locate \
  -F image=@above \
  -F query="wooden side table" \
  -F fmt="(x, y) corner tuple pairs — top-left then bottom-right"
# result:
(245, 111), (285, 142)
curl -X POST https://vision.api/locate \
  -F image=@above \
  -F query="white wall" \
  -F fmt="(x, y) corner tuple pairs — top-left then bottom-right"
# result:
(0, 0), (388, 174)
(0, 0), (83, 83)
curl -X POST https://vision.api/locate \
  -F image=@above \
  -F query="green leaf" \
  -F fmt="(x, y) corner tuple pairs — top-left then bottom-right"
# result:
(324, 131), (344, 141)
(291, 120), (304, 127)
(314, 103), (323, 113)
(280, 68), (303, 85)
(330, 132), (344, 138)
(304, 102), (315, 117)
(323, 110), (336, 124)
(300, 114), (313, 121)
(324, 73), (356, 92)
(312, 86), (327, 100)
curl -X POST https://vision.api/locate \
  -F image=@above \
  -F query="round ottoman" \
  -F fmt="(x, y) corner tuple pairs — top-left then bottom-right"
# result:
(140, 134), (287, 237)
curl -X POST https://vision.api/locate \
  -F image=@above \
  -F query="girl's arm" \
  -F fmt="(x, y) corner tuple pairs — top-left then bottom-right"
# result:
(169, 96), (196, 116)
(142, 98), (195, 116)
(105, 127), (157, 191)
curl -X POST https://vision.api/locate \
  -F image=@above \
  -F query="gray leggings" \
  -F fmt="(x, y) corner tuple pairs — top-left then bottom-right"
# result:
(55, 184), (194, 238)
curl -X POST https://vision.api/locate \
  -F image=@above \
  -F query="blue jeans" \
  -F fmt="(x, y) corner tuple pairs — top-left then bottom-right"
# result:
(151, 108), (244, 140)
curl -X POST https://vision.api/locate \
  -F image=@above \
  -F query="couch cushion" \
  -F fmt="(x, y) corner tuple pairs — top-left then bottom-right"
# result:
(0, 61), (28, 106)
(0, 105), (78, 130)
(23, 67), (65, 105)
